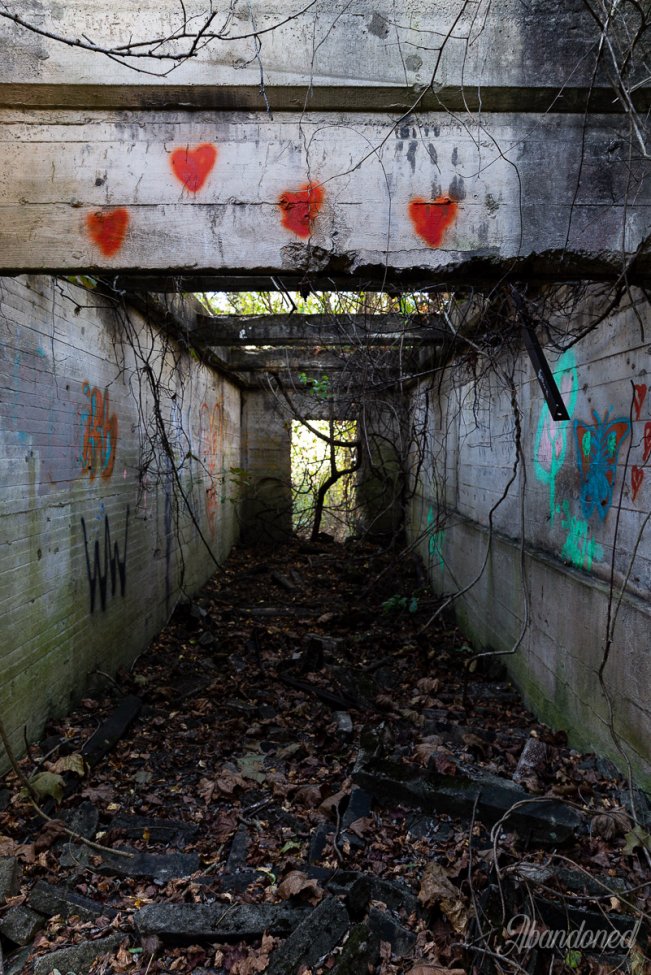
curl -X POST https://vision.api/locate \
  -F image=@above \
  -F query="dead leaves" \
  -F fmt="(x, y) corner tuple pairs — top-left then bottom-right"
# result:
(417, 862), (469, 935)
(24, 771), (65, 804)
(49, 753), (86, 778)
(276, 870), (323, 904)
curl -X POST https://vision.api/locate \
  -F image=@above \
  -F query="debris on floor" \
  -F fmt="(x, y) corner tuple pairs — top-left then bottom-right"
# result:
(0, 538), (649, 974)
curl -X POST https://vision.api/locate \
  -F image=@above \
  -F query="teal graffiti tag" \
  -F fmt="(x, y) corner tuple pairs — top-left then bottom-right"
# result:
(426, 505), (446, 572)
(559, 502), (603, 572)
(533, 349), (578, 522)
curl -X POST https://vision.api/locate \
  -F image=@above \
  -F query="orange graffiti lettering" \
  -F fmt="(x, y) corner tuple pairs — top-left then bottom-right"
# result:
(81, 382), (118, 480)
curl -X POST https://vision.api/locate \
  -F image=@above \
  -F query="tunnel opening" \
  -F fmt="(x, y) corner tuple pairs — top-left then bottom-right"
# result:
(290, 417), (358, 542)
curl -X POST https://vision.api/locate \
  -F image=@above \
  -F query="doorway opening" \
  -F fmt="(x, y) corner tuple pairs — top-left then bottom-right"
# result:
(290, 419), (358, 541)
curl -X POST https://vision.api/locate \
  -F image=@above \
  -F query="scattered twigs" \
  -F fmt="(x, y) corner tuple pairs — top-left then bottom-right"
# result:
(0, 713), (134, 861)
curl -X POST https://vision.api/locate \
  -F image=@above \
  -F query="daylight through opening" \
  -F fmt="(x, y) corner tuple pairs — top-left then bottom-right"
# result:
(291, 419), (358, 542)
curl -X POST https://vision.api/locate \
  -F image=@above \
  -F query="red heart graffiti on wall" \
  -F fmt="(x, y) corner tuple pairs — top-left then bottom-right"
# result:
(408, 196), (458, 248)
(278, 182), (325, 238)
(633, 383), (647, 421)
(170, 144), (218, 193)
(644, 422), (651, 463)
(86, 208), (130, 257)
(632, 465), (644, 502)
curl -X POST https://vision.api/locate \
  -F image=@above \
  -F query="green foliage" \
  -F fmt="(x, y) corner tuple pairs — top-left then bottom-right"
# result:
(564, 950), (582, 970)
(291, 420), (357, 539)
(381, 594), (419, 614)
(65, 274), (98, 291)
(298, 372), (331, 399)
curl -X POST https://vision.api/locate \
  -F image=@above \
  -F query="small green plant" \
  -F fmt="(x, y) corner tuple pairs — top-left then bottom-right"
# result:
(381, 594), (419, 614)
(298, 372), (331, 399)
(564, 949), (582, 970)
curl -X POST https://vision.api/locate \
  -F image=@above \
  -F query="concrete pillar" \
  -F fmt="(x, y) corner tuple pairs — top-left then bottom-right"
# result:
(240, 390), (292, 544)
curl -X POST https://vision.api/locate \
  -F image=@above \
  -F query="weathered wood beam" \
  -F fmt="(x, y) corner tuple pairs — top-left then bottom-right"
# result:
(193, 313), (447, 346)
(0, 111), (647, 284)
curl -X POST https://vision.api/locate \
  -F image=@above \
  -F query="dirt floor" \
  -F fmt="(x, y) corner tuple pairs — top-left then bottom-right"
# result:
(0, 537), (650, 975)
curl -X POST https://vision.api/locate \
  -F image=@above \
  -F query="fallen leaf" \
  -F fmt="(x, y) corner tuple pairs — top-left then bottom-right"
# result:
(49, 753), (86, 777)
(418, 862), (469, 934)
(25, 771), (65, 804)
(215, 769), (248, 795)
(346, 816), (374, 839)
(0, 835), (18, 856)
(277, 870), (323, 904)
(414, 737), (442, 765)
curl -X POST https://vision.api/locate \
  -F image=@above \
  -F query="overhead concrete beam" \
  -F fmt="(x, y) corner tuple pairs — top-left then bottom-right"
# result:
(227, 348), (413, 372)
(0, 110), (648, 284)
(0, 0), (634, 110)
(193, 313), (447, 346)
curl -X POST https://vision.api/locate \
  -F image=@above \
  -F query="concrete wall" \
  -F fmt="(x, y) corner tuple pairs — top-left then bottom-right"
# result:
(0, 276), (241, 772)
(407, 290), (651, 789)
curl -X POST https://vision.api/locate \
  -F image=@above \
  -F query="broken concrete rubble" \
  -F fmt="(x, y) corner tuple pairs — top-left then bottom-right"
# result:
(353, 750), (582, 845)
(265, 896), (350, 975)
(32, 933), (124, 975)
(0, 905), (44, 946)
(0, 857), (20, 904)
(28, 879), (115, 921)
(134, 902), (309, 940)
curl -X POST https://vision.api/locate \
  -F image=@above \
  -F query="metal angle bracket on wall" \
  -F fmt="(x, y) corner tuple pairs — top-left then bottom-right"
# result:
(511, 289), (570, 422)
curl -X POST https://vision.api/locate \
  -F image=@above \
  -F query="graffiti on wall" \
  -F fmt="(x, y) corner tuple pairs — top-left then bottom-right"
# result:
(81, 507), (129, 613)
(80, 382), (118, 480)
(573, 410), (631, 521)
(85, 208), (129, 257)
(278, 182), (325, 238)
(426, 505), (446, 573)
(170, 144), (218, 193)
(199, 401), (223, 536)
(533, 349), (578, 523)
(633, 383), (647, 421)
(82, 145), (470, 254)
(408, 196), (458, 248)
(559, 501), (604, 572)
(631, 465), (644, 502)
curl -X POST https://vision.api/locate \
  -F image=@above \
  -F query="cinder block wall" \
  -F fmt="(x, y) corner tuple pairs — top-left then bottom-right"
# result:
(407, 291), (651, 789)
(0, 276), (241, 772)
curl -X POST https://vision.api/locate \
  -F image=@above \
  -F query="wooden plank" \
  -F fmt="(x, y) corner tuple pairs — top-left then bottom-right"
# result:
(0, 110), (647, 282)
(0, 0), (618, 102)
(193, 313), (447, 346)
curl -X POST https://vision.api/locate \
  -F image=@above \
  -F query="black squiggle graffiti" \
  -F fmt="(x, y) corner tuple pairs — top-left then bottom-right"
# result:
(81, 507), (129, 613)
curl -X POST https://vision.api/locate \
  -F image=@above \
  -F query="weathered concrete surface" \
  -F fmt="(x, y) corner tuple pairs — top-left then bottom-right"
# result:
(408, 288), (651, 789)
(240, 389), (293, 544)
(0, 111), (647, 282)
(32, 933), (124, 975)
(0, 276), (241, 774)
(1, 0), (642, 105)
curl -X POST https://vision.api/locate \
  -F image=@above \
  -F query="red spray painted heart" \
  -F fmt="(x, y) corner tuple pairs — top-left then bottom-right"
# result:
(632, 465), (644, 502)
(644, 422), (651, 463)
(170, 143), (218, 193)
(278, 182), (325, 238)
(86, 208), (129, 257)
(633, 383), (647, 421)
(408, 196), (458, 248)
